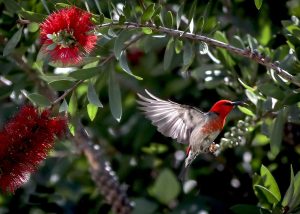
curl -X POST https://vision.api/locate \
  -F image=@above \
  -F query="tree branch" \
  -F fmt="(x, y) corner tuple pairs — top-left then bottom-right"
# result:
(97, 22), (300, 88)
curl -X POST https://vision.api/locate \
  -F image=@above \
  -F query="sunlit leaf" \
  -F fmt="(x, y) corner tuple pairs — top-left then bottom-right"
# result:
(28, 22), (39, 33)
(87, 103), (98, 121)
(254, 185), (280, 205)
(260, 165), (281, 202)
(175, 39), (183, 54)
(238, 106), (255, 117)
(254, 0), (263, 10)
(141, 3), (155, 23)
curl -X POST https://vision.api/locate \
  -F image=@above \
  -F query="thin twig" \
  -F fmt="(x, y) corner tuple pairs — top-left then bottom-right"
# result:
(97, 22), (300, 88)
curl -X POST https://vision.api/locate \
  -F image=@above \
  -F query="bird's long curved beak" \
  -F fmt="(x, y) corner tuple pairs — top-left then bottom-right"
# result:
(232, 101), (247, 106)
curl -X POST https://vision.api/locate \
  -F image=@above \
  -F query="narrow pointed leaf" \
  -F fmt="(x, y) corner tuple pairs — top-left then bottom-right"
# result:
(176, 4), (184, 29)
(141, 3), (155, 23)
(175, 39), (183, 54)
(289, 172), (300, 210)
(69, 67), (99, 80)
(270, 108), (287, 158)
(119, 51), (143, 80)
(59, 99), (68, 113)
(163, 38), (174, 70)
(260, 165), (281, 201)
(282, 166), (294, 207)
(254, 0), (263, 10)
(165, 11), (173, 28)
(27, 93), (51, 107)
(114, 30), (132, 60)
(68, 92), (77, 117)
(183, 41), (194, 66)
(3, 27), (23, 56)
(88, 82), (103, 108)
(254, 185), (280, 204)
(108, 70), (122, 122)
(87, 103), (98, 121)
(238, 106), (255, 117)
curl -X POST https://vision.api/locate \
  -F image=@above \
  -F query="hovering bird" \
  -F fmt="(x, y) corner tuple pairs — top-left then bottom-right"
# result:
(137, 90), (245, 179)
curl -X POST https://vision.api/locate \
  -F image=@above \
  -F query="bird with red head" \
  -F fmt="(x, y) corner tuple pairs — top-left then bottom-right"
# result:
(137, 90), (245, 180)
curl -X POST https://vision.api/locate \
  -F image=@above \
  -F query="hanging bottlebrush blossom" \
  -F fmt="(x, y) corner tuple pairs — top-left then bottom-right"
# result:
(40, 6), (97, 65)
(0, 106), (67, 192)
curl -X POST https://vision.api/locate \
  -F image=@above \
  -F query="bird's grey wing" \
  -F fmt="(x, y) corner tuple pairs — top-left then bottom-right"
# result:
(137, 90), (205, 144)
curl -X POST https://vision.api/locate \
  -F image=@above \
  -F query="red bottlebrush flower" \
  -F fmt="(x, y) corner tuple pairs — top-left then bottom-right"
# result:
(0, 106), (67, 192)
(40, 7), (97, 65)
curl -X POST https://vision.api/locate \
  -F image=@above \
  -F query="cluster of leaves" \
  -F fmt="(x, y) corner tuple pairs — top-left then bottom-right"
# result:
(0, 0), (300, 213)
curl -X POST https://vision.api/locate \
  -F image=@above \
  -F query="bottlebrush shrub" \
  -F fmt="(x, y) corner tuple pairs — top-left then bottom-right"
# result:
(40, 6), (97, 65)
(0, 106), (67, 192)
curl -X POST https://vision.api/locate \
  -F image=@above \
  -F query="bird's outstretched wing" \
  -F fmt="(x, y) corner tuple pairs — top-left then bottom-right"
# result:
(137, 90), (205, 144)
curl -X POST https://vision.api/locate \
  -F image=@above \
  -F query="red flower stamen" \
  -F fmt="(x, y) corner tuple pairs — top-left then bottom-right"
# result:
(0, 106), (67, 192)
(40, 6), (97, 65)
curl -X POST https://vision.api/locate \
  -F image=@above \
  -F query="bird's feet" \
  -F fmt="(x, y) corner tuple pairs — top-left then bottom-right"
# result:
(209, 142), (219, 154)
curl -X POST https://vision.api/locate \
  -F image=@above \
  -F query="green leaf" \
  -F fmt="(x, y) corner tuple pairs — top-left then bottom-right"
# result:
(176, 4), (184, 29)
(165, 11), (173, 28)
(3, 27), (23, 56)
(150, 169), (180, 204)
(282, 166), (294, 207)
(108, 70), (122, 122)
(163, 38), (174, 71)
(28, 22), (39, 33)
(187, 1), (197, 23)
(246, 89), (259, 105)
(69, 67), (100, 80)
(238, 78), (255, 92)
(238, 106), (255, 117)
(260, 165), (281, 202)
(254, 0), (263, 10)
(68, 122), (75, 136)
(87, 82), (103, 108)
(132, 198), (158, 214)
(283, 92), (300, 105)
(141, 3), (155, 23)
(270, 108), (287, 158)
(49, 80), (74, 91)
(3, 0), (20, 13)
(258, 83), (285, 100)
(214, 31), (235, 68)
(175, 39), (183, 54)
(68, 92), (77, 117)
(19, 9), (46, 22)
(183, 41), (195, 66)
(59, 99), (68, 113)
(142, 27), (152, 34)
(27, 93), (51, 107)
(40, 75), (76, 82)
(230, 204), (261, 214)
(114, 30), (132, 60)
(87, 103), (98, 121)
(289, 172), (300, 210)
(254, 185), (280, 204)
(119, 51), (143, 80)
